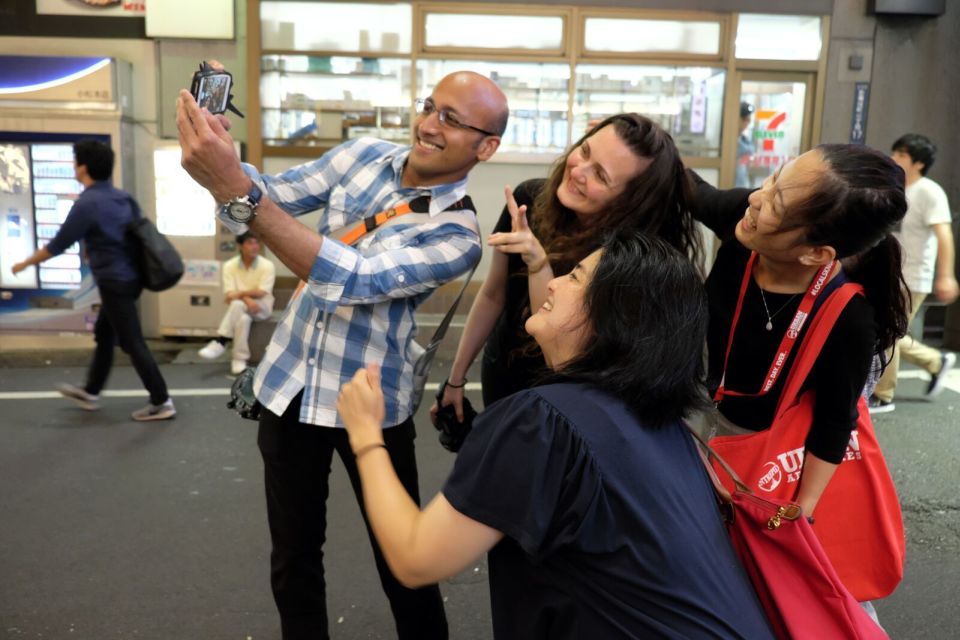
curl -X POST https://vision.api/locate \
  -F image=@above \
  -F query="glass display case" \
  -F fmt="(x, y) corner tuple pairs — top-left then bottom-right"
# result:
(260, 54), (412, 149)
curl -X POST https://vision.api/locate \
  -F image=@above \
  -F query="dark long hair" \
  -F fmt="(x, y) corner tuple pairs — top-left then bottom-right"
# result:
(532, 113), (702, 275)
(780, 144), (910, 351)
(551, 231), (710, 426)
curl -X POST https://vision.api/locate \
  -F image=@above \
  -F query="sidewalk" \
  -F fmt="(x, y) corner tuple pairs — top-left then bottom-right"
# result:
(0, 332), (191, 368)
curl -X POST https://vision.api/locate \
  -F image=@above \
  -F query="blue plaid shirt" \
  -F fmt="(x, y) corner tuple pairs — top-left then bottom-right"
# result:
(223, 138), (481, 427)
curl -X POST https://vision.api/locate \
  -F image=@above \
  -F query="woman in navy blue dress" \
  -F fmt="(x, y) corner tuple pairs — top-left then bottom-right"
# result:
(338, 231), (772, 639)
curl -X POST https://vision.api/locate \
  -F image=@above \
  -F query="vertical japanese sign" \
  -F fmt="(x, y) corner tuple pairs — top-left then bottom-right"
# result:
(849, 82), (870, 144)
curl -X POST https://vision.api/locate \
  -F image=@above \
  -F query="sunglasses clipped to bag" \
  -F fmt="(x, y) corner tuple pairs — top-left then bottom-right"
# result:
(432, 379), (477, 452)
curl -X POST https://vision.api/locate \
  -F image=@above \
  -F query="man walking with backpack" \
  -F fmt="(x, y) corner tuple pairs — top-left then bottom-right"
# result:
(11, 139), (175, 421)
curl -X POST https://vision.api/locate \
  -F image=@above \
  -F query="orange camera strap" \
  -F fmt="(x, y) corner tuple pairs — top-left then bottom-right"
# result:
(339, 202), (415, 246)
(292, 195), (471, 298)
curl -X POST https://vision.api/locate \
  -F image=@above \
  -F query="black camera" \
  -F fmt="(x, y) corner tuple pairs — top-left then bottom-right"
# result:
(433, 380), (477, 452)
(190, 61), (244, 118)
(227, 366), (261, 420)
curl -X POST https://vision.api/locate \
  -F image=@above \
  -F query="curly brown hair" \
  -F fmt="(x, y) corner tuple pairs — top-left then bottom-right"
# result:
(531, 113), (701, 275)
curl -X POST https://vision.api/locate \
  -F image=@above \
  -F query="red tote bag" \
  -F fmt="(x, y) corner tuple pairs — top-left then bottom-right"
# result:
(710, 282), (905, 601)
(690, 430), (889, 640)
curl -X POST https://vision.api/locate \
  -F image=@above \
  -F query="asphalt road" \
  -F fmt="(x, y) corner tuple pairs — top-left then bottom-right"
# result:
(0, 359), (956, 639)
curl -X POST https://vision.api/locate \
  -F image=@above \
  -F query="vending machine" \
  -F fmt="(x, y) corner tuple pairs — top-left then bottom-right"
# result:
(0, 55), (133, 333)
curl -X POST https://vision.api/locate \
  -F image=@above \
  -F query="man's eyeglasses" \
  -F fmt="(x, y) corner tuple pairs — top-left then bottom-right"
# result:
(415, 98), (497, 137)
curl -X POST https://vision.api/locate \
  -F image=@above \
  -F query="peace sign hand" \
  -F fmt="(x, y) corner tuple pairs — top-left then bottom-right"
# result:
(487, 185), (548, 274)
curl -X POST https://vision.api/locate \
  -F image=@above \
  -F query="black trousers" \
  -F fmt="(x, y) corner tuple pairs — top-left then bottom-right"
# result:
(85, 279), (168, 405)
(257, 393), (448, 640)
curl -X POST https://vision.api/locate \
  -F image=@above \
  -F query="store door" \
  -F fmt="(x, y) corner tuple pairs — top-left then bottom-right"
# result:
(733, 73), (814, 189)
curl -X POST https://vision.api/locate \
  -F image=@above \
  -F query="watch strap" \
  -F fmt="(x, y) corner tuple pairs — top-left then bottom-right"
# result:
(246, 181), (262, 206)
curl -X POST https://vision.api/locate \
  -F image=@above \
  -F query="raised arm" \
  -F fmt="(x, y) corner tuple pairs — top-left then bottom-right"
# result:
(487, 184), (554, 311)
(687, 169), (753, 240)
(338, 364), (504, 587)
(177, 89), (324, 280)
(433, 248), (509, 422)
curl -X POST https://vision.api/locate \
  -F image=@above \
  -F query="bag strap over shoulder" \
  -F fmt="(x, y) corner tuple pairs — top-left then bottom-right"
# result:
(414, 196), (479, 374)
(685, 423), (752, 500)
(772, 282), (864, 420)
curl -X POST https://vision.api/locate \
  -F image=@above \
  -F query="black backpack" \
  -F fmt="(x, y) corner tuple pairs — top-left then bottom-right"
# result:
(126, 196), (184, 292)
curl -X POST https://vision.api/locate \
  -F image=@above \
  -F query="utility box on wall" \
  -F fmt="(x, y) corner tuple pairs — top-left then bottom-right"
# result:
(871, 0), (946, 16)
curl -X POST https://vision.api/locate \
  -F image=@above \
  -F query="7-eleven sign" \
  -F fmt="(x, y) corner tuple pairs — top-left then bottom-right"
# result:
(753, 109), (791, 167)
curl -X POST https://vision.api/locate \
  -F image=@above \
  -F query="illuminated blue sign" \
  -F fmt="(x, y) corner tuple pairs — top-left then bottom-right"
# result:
(0, 56), (111, 95)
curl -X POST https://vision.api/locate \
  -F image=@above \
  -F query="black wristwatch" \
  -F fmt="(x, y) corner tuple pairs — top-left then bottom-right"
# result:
(220, 182), (262, 224)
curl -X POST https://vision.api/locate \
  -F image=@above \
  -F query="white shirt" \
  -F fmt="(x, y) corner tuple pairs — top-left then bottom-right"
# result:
(894, 176), (952, 293)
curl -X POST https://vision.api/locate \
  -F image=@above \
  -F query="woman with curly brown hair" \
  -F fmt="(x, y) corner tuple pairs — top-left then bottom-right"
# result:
(433, 113), (701, 421)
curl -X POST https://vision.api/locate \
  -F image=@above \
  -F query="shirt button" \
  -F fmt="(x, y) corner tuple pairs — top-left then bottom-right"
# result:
(397, 274), (406, 283)
(308, 358), (316, 366)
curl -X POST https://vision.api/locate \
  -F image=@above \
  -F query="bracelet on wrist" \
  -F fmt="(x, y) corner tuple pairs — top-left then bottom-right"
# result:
(445, 378), (467, 389)
(354, 442), (387, 460)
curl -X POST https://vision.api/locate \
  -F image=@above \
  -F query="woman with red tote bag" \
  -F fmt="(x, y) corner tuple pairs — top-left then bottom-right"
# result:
(689, 144), (909, 616)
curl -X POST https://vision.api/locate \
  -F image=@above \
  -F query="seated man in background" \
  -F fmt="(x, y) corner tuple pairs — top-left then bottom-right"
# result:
(199, 231), (275, 374)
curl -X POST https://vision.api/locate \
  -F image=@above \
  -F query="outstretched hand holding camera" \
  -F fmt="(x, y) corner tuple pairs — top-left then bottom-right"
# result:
(190, 60), (244, 118)
(176, 80), (249, 204)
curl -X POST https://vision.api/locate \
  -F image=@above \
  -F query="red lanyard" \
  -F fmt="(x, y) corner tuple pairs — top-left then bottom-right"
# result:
(714, 252), (836, 403)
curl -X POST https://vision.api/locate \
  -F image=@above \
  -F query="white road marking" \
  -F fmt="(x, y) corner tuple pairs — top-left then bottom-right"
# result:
(0, 382), (482, 401)
(894, 369), (960, 395)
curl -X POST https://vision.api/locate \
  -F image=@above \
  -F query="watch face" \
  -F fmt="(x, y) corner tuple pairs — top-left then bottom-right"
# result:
(228, 201), (255, 223)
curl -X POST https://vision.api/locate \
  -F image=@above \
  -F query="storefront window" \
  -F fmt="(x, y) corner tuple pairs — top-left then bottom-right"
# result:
(736, 79), (808, 188)
(261, 2), (412, 53)
(583, 17), (721, 56)
(735, 14), (821, 60)
(424, 13), (564, 51)
(574, 65), (726, 158)
(417, 60), (571, 154)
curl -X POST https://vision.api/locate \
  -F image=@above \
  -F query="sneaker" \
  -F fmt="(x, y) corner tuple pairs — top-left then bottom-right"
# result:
(925, 352), (957, 398)
(56, 383), (99, 411)
(230, 359), (248, 376)
(198, 340), (226, 360)
(868, 396), (895, 415)
(131, 398), (176, 422)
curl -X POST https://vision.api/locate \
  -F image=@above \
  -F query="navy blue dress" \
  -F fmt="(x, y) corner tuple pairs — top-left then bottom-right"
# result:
(443, 382), (774, 640)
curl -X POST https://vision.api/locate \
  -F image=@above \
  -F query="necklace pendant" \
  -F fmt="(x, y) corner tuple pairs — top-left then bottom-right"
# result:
(765, 320), (773, 331)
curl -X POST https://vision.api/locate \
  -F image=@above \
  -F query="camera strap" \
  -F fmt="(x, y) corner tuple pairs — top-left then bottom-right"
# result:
(339, 194), (447, 245)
